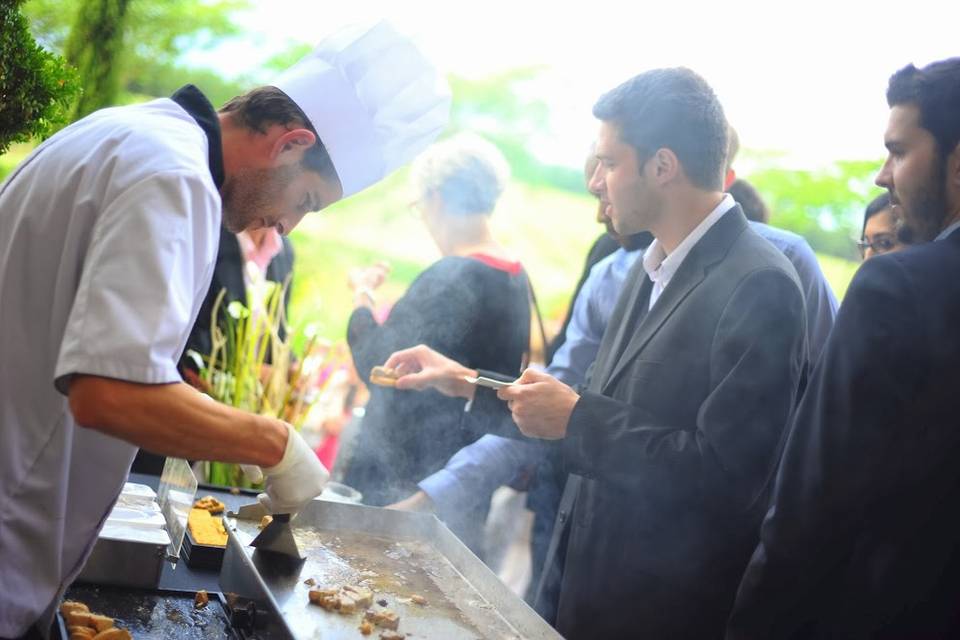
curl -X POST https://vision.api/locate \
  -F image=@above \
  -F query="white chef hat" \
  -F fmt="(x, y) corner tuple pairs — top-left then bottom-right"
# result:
(271, 20), (451, 198)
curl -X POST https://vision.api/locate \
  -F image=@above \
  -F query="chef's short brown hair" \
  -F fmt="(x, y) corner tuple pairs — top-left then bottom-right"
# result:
(221, 87), (338, 183)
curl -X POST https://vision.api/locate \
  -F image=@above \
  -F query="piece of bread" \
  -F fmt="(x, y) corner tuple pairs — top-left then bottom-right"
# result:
(66, 611), (93, 628)
(369, 366), (400, 387)
(60, 601), (90, 617)
(91, 629), (131, 640)
(68, 626), (95, 640)
(88, 614), (114, 632)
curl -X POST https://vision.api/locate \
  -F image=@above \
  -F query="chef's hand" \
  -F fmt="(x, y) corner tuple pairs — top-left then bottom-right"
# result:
(384, 344), (477, 400)
(257, 422), (329, 514)
(497, 368), (579, 440)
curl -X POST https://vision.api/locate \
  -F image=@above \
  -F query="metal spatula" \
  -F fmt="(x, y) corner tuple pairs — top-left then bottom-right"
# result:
(229, 503), (304, 560)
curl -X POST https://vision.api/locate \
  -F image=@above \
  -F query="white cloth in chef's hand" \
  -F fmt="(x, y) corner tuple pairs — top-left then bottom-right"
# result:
(257, 423), (329, 515)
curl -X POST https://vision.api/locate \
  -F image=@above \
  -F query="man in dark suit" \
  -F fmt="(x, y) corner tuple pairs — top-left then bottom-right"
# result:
(727, 58), (960, 639)
(387, 68), (808, 638)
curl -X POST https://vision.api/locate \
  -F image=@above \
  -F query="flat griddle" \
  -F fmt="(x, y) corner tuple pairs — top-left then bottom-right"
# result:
(220, 500), (562, 640)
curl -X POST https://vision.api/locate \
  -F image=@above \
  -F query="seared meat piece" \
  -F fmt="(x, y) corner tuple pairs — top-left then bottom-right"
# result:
(364, 609), (400, 630)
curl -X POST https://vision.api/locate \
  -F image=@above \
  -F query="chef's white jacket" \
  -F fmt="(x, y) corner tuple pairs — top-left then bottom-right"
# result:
(0, 97), (220, 636)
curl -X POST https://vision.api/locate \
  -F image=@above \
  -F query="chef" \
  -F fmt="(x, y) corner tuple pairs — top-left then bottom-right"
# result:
(0, 20), (449, 639)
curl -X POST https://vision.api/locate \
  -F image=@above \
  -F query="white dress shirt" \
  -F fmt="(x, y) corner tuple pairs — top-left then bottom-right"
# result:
(642, 194), (736, 309)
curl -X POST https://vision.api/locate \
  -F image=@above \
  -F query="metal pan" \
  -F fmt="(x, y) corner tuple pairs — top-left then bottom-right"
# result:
(57, 584), (240, 639)
(220, 500), (561, 640)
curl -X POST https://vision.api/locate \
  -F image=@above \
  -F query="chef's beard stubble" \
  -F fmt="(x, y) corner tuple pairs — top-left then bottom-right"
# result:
(221, 163), (301, 234)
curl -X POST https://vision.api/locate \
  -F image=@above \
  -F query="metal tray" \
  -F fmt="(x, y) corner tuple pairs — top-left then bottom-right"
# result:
(75, 533), (166, 589)
(57, 584), (240, 639)
(220, 500), (561, 640)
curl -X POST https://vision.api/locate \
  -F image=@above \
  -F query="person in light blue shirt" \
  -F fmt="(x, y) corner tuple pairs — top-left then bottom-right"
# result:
(397, 168), (838, 612)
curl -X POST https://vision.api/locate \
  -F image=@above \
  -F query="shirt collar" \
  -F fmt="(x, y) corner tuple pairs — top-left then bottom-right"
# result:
(936, 219), (960, 241)
(643, 193), (736, 284)
(170, 84), (225, 190)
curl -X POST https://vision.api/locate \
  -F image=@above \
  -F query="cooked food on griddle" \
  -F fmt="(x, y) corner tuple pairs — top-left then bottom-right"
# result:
(194, 590), (209, 609)
(308, 587), (340, 611)
(308, 584), (375, 615)
(410, 594), (427, 606)
(359, 619), (374, 635)
(88, 614), (114, 633)
(364, 608), (400, 630)
(91, 629), (132, 640)
(192, 495), (225, 514)
(60, 601), (89, 617)
(60, 601), (131, 640)
(369, 365), (400, 387)
(379, 631), (405, 640)
(259, 514), (273, 529)
(342, 585), (374, 608)
(68, 626), (94, 640)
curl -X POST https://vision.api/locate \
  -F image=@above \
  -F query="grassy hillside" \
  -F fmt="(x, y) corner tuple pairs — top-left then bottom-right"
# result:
(287, 171), (861, 342)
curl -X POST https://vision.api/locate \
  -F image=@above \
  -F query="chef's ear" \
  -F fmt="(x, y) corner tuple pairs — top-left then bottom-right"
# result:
(271, 128), (317, 165)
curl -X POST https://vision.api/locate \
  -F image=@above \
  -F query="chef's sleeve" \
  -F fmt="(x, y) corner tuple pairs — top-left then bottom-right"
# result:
(54, 170), (220, 394)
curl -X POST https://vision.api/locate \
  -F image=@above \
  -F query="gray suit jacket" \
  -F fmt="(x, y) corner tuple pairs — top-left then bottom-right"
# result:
(551, 206), (809, 639)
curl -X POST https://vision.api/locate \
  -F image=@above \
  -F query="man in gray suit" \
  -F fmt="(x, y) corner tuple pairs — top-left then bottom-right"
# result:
(386, 68), (808, 638)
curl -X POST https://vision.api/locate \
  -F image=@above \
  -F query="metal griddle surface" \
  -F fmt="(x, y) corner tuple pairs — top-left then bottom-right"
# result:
(223, 501), (560, 640)
(62, 584), (238, 639)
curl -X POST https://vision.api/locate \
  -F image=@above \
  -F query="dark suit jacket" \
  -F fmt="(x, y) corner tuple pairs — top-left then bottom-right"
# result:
(554, 206), (808, 639)
(728, 229), (960, 639)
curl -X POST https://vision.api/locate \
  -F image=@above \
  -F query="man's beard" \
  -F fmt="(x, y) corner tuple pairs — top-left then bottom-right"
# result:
(221, 164), (300, 233)
(898, 161), (948, 243)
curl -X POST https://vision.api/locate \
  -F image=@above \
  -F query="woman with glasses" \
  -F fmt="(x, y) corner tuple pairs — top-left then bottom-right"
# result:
(859, 193), (908, 259)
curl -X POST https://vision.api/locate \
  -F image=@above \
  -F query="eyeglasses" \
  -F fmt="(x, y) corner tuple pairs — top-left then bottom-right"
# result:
(857, 234), (900, 257)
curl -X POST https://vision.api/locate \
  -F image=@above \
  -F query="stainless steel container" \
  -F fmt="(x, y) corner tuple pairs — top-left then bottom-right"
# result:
(75, 526), (169, 589)
(219, 499), (562, 640)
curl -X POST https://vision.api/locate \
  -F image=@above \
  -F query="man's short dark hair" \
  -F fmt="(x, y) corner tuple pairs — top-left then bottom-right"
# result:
(592, 68), (728, 190)
(728, 179), (770, 224)
(886, 58), (960, 159)
(863, 192), (893, 233)
(220, 86), (338, 182)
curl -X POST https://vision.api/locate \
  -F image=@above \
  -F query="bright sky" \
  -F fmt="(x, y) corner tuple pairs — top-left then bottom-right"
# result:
(187, 0), (960, 169)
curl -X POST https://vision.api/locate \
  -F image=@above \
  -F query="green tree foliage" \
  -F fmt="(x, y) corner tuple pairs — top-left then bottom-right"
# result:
(450, 68), (583, 192)
(0, 0), (79, 154)
(748, 159), (884, 259)
(25, 0), (249, 110)
(64, 0), (132, 120)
